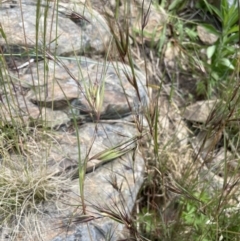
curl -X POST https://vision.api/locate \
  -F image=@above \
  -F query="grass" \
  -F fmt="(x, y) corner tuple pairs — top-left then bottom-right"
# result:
(1, 0), (240, 240)
(0, 128), (71, 239)
(130, 0), (240, 240)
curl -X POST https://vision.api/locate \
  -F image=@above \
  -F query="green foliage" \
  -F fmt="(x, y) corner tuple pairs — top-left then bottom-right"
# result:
(180, 190), (240, 241)
(180, 191), (212, 240)
(197, 0), (239, 96)
(158, 0), (239, 97)
(137, 208), (161, 237)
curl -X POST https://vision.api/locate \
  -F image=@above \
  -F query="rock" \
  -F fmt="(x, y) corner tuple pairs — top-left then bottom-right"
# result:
(3, 121), (144, 240)
(0, 55), (147, 240)
(27, 79), (82, 110)
(48, 123), (144, 241)
(36, 108), (70, 129)
(12, 57), (149, 121)
(10, 120), (141, 178)
(183, 99), (225, 124)
(0, 1), (148, 240)
(197, 25), (219, 45)
(184, 100), (226, 161)
(0, 1), (111, 56)
(46, 145), (144, 240)
(2, 55), (149, 128)
(0, 94), (40, 126)
(58, 2), (111, 54)
(131, 3), (168, 46)
(70, 59), (149, 120)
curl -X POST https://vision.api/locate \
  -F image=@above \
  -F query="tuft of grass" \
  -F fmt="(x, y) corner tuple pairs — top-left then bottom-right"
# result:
(0, 128), (70, 234)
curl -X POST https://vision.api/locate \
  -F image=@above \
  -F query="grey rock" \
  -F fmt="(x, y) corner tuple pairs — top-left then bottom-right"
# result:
(10, 57), (148, 123)
(0, 56), (147, 240)
(0, 2), (111, 56)
(183, 99), (224, 124)
(1, 56), (148, 128)
(0, 2), (147, 240)
(0, 94), (40, 125)
(6, 122), (144, 241)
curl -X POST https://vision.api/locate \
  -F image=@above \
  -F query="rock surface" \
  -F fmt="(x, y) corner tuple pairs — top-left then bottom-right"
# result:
(0, 1), (148, 240)
(183, 99), (224, 124)
(1, 1), (111, 56)
(3, 57), (149, 126)
(197, 25), (219, 45)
